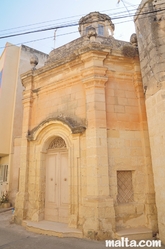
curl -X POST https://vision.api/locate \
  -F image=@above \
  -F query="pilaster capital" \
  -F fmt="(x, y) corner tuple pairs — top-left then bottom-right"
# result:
(21, 70), (34, 89)
(82, 76), (108, 89)
(22, 90), (33, 106)
(81, 66), (108, 89)
(81, 51), (108, 66)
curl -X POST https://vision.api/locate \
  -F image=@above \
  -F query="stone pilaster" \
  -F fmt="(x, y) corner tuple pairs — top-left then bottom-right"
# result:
(81, 52), (115, 239)
(69, 134), (81, 228)
(14, 71), (33, 224)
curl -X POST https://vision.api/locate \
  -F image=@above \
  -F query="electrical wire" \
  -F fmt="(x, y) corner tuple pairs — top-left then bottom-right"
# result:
(0, 31), (79, 50)
(0, 6), (139, 37)
(0, 0), (164, 38)
(120, 0), (132, 18)
(0, 2), (164, 52)
(0, 7), (163, 52)
(1, 0), (164, 35)
(0, 6), (164, 41)
(0, 4), (139, 34)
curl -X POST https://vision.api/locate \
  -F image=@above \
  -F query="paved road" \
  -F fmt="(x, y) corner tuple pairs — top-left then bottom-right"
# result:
(0, 210), (106, 249)
(0, 210), (165, 249)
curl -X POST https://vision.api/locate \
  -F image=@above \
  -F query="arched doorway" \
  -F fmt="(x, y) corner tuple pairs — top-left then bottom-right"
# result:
(45, 136), (69, 223)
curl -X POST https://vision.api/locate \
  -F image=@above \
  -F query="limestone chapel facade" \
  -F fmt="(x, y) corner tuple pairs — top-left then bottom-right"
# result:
(14, 12), (158, 239)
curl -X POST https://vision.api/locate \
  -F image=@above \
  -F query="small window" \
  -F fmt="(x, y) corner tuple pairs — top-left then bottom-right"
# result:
(98, 24), (104, 36)
(0, 165), (8, 182)
(117, 171), (134, 204)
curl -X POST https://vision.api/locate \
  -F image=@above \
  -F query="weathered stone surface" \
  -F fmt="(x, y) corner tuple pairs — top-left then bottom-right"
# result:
(27, 116), (86, 140)
(45, 35), (138, 66)
(135, 0), (165, 243)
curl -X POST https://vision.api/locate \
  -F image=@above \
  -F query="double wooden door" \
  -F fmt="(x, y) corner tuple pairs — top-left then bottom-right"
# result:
(45, 151), (69, 223)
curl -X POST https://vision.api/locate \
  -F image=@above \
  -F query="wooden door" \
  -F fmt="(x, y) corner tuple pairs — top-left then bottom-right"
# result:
(45, 151), (69, 223)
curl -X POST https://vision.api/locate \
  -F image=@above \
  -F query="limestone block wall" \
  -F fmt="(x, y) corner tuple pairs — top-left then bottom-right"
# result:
(105, 55), (157, 232)
(30, 80), (86, 130)
(135, 0), (165, 243)
(145, 90), (165, 241)
(135, 0), (165, 91)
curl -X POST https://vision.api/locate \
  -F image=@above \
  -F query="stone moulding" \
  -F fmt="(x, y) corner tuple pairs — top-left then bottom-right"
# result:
(27, 116), (86, 141)
(45, 36), (137, 67)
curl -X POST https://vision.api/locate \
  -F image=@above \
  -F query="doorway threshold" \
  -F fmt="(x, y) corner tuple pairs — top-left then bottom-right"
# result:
(22, 220), (83, 238)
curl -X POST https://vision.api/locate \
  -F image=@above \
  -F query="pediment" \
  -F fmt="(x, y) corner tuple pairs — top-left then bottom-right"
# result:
(27, 116), (86, 141)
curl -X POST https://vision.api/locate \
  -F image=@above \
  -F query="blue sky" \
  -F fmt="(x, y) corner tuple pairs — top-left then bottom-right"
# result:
(0, 0), (141, 55)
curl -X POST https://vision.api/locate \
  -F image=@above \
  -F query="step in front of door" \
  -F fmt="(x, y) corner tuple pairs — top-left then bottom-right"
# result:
(23, 220), (83, 239)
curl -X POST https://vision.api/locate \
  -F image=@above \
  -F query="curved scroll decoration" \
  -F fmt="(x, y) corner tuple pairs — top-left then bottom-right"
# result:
(27, 116), (86, 141)
(48, 137), (66, 149)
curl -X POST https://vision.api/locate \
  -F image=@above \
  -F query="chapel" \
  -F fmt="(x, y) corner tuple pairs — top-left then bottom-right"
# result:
(13, 11), (157, 240)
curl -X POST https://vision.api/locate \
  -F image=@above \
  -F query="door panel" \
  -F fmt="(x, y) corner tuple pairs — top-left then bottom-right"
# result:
(59, 152), (69, 223)
(45, 153), (58, 221)
(45, 151), (69, 223)
(60, 152), (68, 205)
(46, 154), (56, 203)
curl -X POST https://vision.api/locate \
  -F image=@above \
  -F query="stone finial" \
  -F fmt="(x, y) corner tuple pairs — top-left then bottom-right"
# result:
(130, 33), (138, 47)
(87, 27), (97, 42)
(30, 54), (39, 70)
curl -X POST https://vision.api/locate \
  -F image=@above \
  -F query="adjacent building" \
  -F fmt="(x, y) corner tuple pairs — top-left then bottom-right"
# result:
(135, 0), (165, 243)
(0, 43), (48, 201)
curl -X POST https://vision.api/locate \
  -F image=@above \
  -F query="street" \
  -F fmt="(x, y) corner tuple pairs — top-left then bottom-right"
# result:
(0, 210), (165, 249)
(0, 210), (106, 249)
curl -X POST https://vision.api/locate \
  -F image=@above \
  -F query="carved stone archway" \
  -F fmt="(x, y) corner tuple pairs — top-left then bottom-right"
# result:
(23, 121), (84, 229)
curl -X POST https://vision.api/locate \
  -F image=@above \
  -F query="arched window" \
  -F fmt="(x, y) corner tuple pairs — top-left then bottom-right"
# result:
(48, 137), (66, 149)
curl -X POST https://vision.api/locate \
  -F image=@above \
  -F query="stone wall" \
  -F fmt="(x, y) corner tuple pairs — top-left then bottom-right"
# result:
(105, 55), (157, 232)
(135, 0), (165, 243)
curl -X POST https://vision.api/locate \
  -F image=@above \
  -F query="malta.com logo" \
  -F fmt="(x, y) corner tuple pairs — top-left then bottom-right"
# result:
(105, 237), (161, 247)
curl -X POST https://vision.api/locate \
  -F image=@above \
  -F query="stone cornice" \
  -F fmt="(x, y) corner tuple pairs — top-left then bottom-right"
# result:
(21, 37), (138, 80)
